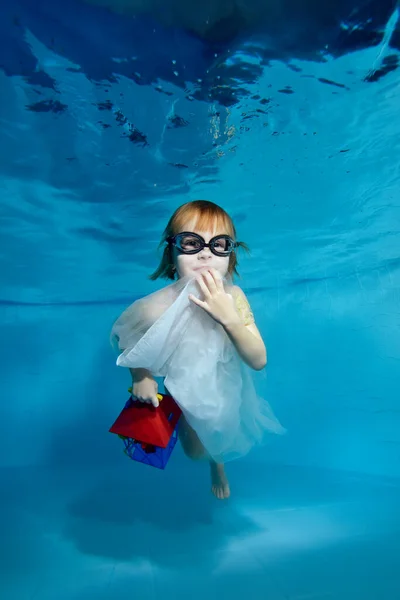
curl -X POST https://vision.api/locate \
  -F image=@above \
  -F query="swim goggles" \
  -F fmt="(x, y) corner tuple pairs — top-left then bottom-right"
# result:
(166, 232), (238, 257)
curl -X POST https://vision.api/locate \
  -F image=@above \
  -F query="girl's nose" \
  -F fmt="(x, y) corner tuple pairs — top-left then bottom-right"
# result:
(198, 247), (212, 258)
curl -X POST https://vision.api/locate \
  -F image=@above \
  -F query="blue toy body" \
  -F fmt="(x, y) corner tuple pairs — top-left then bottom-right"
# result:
(119, 425), (179, 469)
(110, 393), (181, 469)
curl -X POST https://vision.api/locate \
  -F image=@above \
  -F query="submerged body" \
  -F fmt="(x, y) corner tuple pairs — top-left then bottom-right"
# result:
(112, 275), (284, 460)
(111, 200), (285, 499)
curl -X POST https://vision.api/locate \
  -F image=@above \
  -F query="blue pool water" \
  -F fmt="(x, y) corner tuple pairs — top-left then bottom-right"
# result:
(1, 1), (400, 598)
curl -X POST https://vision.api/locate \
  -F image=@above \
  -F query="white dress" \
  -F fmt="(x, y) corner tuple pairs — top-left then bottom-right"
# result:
(110, 275), (285, 463)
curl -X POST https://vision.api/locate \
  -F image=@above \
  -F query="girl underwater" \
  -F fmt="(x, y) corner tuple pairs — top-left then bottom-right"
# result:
(111, 200), (285, 499)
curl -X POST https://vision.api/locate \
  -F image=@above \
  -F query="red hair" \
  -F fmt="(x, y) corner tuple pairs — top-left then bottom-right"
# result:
(150, 200), (249, 280)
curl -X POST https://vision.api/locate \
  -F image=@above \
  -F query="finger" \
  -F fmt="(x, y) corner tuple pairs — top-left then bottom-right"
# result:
(132, 395), (144, 403)
(208, 268), (224, 291)
(195, 274), (211, 299)
(151, 395), (159, 408)
(202, 269), (218, 293)
(133, 395), (150, 404)
(189, 294), (207, 309)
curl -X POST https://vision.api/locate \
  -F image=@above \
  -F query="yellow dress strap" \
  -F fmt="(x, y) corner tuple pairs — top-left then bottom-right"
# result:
(234, 291), (255, 326)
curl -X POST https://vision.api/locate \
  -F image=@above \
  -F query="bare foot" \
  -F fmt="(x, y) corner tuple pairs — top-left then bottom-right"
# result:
(210, 462), (230, 500)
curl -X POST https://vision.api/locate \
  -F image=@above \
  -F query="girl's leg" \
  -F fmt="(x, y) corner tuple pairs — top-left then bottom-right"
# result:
(210, 462), (230, 500)
(178, 414), (207, 459)
(178, 416), (230, 499)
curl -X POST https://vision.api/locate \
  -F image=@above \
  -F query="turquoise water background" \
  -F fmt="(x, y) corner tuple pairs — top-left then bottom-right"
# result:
(1, 2), (400, 598)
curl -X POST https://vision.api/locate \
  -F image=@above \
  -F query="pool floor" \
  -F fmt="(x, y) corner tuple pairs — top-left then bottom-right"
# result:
(1, 460), (399, 600)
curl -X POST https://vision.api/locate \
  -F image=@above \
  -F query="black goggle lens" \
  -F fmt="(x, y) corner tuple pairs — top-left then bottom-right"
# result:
(170, 233), (236, 256)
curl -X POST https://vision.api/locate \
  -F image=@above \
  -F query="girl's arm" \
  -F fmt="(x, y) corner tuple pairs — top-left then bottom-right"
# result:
(223, 288), (267, 371)
(188, 270), (267, 371)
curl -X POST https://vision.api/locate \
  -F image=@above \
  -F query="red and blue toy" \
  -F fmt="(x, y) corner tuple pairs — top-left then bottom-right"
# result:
(109, 390), (182, 469)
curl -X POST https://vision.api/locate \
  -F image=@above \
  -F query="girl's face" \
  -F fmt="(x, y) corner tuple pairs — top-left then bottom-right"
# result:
(172, 224), (231, 280)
